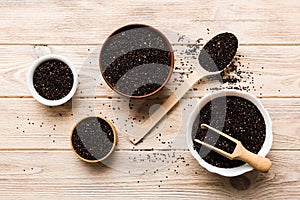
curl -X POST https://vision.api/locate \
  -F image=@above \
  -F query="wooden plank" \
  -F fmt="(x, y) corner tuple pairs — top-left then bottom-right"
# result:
(0, 45), (299, 97)
(1, 1), (299, 199)
(0, 0), (300, 44)
(1, 98), (299, 150)
(0, 150), (298, 199)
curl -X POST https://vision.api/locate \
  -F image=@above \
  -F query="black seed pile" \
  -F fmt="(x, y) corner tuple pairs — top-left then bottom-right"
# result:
(33, 59), (73, 100)
(174, 33), (261, 95)
(199, 32), (238, 72)
(192, 96), (266, 168)
(100, 24), (173, 97)
(71, 117), (115, 161)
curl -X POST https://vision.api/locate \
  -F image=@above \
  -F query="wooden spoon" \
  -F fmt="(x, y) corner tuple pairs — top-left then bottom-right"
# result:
(129, 33), (238, 144)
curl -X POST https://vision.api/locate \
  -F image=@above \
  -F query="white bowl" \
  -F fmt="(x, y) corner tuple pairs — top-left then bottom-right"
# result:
(27, 54), (78, 106)
(186, 89), (272, 177)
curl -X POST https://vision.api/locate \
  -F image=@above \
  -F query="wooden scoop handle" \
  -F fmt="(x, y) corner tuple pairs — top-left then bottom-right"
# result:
(128, 71), (202, 144)
(236, 145), (272, 173)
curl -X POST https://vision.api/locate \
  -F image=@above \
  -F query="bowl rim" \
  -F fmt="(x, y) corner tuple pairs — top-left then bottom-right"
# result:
(27, 54), (78, 106)
(70, 116), (118, 163)
(99, 23), (174, 99)
(186, 89), (273, 177)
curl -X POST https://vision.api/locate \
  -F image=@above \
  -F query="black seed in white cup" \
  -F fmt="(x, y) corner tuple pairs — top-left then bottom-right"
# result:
(33, 59), (74, 100)
(192, 96), (266, 168)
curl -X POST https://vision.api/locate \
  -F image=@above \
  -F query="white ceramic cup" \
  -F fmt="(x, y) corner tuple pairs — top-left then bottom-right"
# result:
(186, 89), (272, 177)
(27, 54), (78, 106)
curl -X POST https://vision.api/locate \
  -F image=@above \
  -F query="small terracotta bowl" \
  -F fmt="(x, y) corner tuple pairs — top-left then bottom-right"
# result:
(70, 116), (117, 163)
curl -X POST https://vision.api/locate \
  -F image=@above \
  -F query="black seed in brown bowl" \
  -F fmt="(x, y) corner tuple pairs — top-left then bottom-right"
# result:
(199, 33), (238, 72)
(33, 59), (74, 100)
(99, 24), (174, 98)
(71, 117), (116, 162)
(192, 96), (266, 168)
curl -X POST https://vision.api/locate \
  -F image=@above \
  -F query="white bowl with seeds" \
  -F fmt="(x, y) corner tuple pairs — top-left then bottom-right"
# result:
(27, 54), (78, 106)
(186, 89), (272, 177)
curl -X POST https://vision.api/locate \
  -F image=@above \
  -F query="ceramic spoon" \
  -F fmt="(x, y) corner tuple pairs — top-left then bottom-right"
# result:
(129, 33), (238, 144)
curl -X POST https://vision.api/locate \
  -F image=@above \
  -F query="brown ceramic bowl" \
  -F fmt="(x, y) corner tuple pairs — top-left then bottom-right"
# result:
(99, 24), (174, 98)
(70, 116), (117, 163)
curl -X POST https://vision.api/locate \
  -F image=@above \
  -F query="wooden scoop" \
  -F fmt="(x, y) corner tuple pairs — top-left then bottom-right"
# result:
(129, 33), (238, 144)
(194, 124), (272, 173)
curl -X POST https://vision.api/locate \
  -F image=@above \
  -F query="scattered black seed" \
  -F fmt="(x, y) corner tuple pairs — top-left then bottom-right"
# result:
(199, 33), (238, 72)
(71, 117), (115, 161)
(33, 59), (74, 100)
(178, 35), (185, 42)
(192, 96), (266, 168)
(100, 24), (173, 97)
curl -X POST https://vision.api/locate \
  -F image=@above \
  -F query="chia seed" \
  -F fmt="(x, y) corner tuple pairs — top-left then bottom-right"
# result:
(192, 96), (266, 168)
(33, 59), (74, 100)
(100, 24), (174, 97)
(71, 117), (115, 161)
(199, 32), (238, 72)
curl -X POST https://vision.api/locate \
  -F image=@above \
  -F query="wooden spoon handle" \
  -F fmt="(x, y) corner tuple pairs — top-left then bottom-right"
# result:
(237, 148), (272, 173)
(129, 71), (202, 144)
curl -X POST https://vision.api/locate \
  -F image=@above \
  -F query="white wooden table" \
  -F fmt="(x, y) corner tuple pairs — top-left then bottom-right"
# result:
(0, 1), (299, 199)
